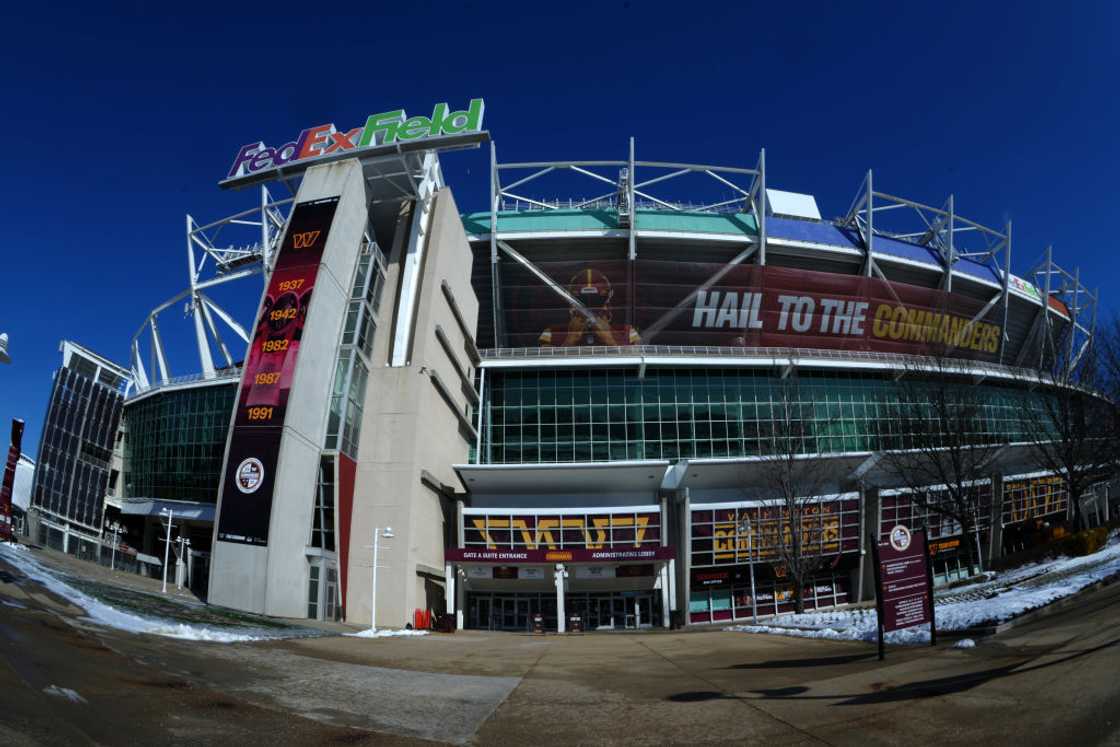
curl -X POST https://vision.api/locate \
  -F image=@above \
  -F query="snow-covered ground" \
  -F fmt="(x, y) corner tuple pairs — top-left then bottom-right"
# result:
(0, 543), (313, 643)
(345, 628), (431, 639)
(727, 530), (1120, 646)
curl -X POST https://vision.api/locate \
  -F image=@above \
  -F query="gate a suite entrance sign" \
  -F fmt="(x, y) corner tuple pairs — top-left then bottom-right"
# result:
(872, 525), (937, 659)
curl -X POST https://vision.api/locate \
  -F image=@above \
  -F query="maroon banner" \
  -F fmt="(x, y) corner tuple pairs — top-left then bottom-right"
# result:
(0, 419), (23, 541)
(874, 526), (934, 633)
(217, 196), (339, 546)
(500, 260), (1003, 361)
(445, 546), (675, 564)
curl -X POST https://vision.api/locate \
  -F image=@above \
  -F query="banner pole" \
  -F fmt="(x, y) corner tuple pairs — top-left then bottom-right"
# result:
(922, 529), (938, 647)
(871, 539), (885, 661)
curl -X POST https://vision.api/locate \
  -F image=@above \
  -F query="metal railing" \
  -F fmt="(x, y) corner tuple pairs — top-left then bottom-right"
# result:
(127, 367), (241, 401)
(479, 345), (1051, 384)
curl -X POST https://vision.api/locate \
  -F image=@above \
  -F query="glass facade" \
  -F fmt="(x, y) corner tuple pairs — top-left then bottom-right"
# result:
(480, 368), (1046, 464)
(32, 366), (124, 528)
(123, 382), (236, 502)
(325, 234), (385, 457)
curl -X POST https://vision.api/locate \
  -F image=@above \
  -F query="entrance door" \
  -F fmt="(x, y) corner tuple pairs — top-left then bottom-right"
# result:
(500, 597), (516, 629)
(635, 595), (652, 628)
(597, 598), (613, 629)
(476, 597), (491, 630)
(516, 598), (531, 631)
(613, 598), (628, 629)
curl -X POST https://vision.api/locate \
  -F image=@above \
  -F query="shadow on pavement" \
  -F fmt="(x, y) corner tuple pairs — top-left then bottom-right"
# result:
(727, 653), (876, 669)
(665, 637), (1120, 707)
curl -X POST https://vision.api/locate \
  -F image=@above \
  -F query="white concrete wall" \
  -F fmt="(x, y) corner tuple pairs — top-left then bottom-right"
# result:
(348, 187), (479, 628)
(210, 159), (369, 617)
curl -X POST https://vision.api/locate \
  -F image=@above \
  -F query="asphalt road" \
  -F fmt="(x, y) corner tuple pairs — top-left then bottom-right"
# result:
(2, 550), (1119, 745)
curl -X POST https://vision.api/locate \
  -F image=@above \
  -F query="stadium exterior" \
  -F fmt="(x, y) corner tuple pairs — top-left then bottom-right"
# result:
(27, 104), (1114, 631)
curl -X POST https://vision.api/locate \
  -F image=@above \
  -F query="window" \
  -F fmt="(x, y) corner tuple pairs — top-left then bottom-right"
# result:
(324, 231), (385, 458)
(310, 457), (336, 551)
(479, 368), (1047, 466)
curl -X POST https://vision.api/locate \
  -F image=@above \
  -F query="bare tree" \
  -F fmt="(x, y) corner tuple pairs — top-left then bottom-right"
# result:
(1024, 335), (1117, 529)
(753, 373), (842, 614)
(878, 350), (1007, 573)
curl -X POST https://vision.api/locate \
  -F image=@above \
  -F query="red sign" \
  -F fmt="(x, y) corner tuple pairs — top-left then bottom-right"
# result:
(499, 261), (1003, 361)
(874, 525), (935, 635)
(445, 546), (675, 564)
(216, 196), (339, 546)
(0, 419), (23, 541)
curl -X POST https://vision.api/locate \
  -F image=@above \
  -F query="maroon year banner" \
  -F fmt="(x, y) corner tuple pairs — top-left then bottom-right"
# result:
(216, 196), (339, 546)
(0, 419), (23, 540)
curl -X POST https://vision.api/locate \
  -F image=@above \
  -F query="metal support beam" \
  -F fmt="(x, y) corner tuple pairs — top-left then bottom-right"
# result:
(757, 148), (767, 266)
(863, 170), (873, 277)
(997, 221), (1011, 364)
(489, 141), (503, 347)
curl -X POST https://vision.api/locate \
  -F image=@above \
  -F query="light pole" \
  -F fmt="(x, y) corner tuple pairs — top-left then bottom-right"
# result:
(107, 522), (123, 572)
(159, 508), (174, 594)
(176, 536), (191, 590)
(738, 514), (758, 623)
(369, 526), (394, 633)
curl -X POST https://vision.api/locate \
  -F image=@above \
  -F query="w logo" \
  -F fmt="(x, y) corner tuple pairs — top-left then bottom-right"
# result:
(292, 230), (321, 249)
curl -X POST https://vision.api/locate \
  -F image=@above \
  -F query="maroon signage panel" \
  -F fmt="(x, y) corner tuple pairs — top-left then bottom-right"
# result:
(216, 196), (339, 546)
(445, 546), (676, 564)
(875, 526), (933, 633)
(500, 261), (1002, 361)
(0, 419), (23, 541)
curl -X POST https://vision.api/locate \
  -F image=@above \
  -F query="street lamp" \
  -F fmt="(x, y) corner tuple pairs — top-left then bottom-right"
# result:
(737, 513), (759, 623)
(176, 536), (191, 590)
(0, 333), (10, 365)
(159, 508), (174, 593)
(107, 522), (123, 572)
(369, 526), (394, 633)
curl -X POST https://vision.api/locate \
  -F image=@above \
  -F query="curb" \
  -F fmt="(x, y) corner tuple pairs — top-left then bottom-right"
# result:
(962, 570), (1120, 637)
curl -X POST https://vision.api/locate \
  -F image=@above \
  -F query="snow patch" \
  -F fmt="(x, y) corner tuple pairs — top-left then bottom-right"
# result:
(43, 685), (87, 704)
(726, 533), (1120, 647)
(2, 542), (31, 553)
(954, 638), (977, 649)
(345, 628), (431, 639)
(0, 544), (270, 643)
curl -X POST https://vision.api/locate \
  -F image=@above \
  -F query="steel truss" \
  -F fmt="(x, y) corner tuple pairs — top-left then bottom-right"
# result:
(129, 186), (292, 392)
(841, 173), (1015, 362)
(486, 139), (766, 347)
(1016, 247), (1097, 376)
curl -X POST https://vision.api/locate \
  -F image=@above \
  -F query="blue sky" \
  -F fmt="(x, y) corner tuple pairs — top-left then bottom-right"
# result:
(2, 1), (1117, 451)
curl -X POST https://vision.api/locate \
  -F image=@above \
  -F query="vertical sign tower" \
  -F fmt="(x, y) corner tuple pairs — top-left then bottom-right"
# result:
(210, 159), (371, 616)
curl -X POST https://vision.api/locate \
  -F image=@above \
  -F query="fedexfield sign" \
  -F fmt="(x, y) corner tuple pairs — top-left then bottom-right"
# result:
(225, 98), (485, 182)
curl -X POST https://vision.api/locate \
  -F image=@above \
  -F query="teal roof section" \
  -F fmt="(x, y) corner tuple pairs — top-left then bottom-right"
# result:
(461, 208), (758, 237)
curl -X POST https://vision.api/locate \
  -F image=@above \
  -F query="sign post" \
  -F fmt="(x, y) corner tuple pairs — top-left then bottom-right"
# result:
(872, 525), (936, 660)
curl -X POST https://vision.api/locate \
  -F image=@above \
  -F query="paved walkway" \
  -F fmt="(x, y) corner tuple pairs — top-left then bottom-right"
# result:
(4, 543), (1120, 744)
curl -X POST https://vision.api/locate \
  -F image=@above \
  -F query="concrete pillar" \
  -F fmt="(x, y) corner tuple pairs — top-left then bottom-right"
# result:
(554, 563), (566, 633)
(659, 562), (670, 628)
(988, 474), (1004, 565)
(444, 562), (454, 617)
(455, 570), (465, 630)
(674, 489), (691, 627)
(857, 484), (881, 602)
(62, 524), (70, 554)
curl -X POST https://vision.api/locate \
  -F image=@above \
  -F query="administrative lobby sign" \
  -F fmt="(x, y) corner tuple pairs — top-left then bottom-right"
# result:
(872, 525), (936, 657)
(222, 99), (485, 188)
(216, 196), (339, 546)
(445, 546), (675, 564)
